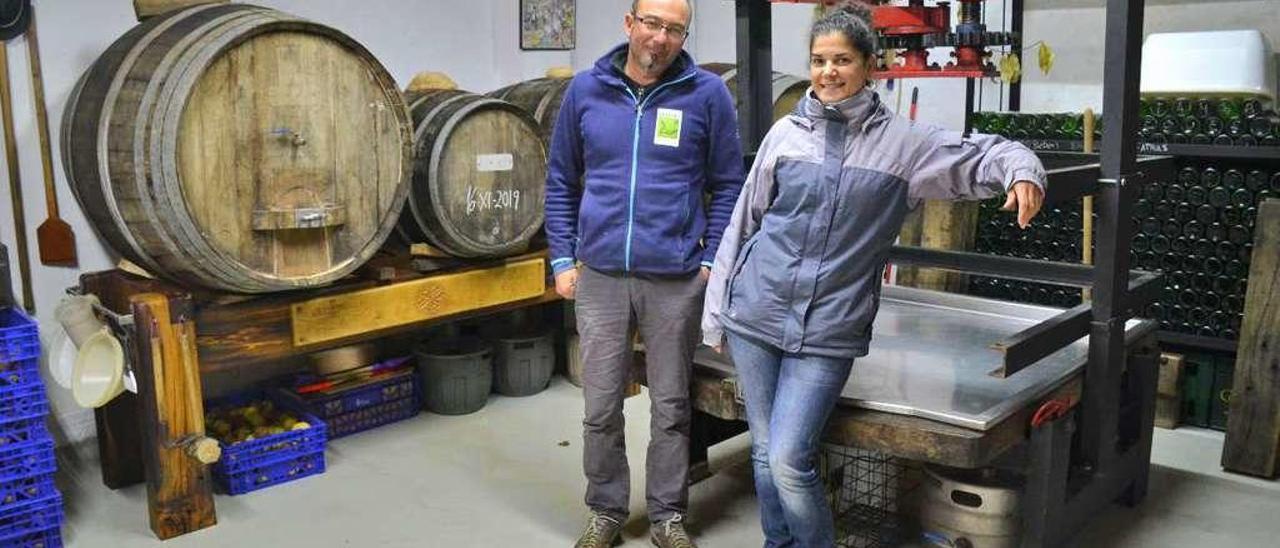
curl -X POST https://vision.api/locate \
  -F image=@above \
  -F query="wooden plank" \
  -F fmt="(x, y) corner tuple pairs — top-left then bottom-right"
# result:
(197, 285), (560, 371)
(824, 376), (1083, 469)
(914, 201), (980, 292)
(130, 294), (216, 539)
(1223, 199), (1280, 478)
(134, 0), (228, 20)
(290, 256), (546, 346)
(81, 253), (554, 370)
(690, 372), (745, 421)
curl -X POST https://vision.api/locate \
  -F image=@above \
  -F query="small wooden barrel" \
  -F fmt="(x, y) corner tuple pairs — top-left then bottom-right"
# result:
(397, 89), (546, 258)
(488, 76), (572, 143)
(61, 3), (413, 293)
(701, 62), (810, 122)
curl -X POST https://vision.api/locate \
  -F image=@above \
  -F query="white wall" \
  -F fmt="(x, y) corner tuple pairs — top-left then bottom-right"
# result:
(1022, 0), (1280, 113)
(4, 0), (1277, 446)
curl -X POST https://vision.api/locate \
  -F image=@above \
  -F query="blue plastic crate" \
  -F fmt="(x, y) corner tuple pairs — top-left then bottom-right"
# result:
(0, 431), (54, 477)
(0, 525), (61, 548)
(319, 394), (420, 439)
(0, 458), (57, 515)
(0, 358), (40, 389)
(0, 493), (62, 541)
(206, 392), (327, 494)
(0, 402), (47, 435)
(0, 418), (47, 451)
(217, 444), (326, 495)
(0, 308), (39, 366)
(275, 370), (420, 439)
(0, 381), (48, 421)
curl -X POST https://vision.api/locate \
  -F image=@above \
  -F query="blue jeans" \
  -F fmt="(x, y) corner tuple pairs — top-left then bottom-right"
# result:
(727, 332), (854, 548)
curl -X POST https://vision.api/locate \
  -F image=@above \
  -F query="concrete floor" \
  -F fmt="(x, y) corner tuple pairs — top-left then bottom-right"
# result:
(51, 379), (1280, 547)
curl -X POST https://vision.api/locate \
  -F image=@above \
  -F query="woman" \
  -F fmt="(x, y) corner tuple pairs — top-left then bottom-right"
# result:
(701, 5), (1046, 547)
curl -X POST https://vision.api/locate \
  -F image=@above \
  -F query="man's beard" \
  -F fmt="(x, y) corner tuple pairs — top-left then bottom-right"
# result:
(637, 50), (663, 74)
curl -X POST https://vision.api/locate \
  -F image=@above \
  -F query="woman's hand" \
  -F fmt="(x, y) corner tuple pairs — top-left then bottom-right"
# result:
(1002, 181), (1044, 229)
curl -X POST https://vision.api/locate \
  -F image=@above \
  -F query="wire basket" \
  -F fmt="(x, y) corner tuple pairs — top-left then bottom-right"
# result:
(820, 444), (922, 548)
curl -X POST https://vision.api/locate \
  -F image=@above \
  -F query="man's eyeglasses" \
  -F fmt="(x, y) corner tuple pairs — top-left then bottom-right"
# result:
(632, 13), (688, 39)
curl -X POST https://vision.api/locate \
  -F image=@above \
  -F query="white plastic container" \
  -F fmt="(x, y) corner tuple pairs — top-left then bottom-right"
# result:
(1141, 30), (1275, 100)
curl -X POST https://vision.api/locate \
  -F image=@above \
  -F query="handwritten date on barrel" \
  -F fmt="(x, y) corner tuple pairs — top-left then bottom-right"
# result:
(466, 187), (522, 216)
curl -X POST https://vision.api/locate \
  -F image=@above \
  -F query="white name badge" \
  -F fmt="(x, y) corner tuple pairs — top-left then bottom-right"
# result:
(654, 108), (683, 147)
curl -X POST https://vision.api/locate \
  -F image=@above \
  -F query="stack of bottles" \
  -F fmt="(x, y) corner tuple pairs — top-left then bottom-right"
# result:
(969, 163), (1278, 340)
(972, 97), (1279, 147)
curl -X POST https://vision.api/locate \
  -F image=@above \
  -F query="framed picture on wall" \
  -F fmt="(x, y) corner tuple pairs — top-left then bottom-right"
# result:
(520, 0), (576, 50)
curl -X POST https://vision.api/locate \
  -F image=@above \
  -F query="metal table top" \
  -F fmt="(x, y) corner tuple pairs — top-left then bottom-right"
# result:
(695, 286), (1157, 431)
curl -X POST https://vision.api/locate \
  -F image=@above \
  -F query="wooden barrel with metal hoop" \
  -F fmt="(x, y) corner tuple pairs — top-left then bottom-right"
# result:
(396, 89), (546, 258)
(61, 3), (413, 293)
(700, 62), (810, 122)
(488, 76), (572, 143)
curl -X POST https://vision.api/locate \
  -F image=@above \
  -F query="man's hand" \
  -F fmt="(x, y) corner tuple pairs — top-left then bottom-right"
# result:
(699, 266), (711, 282)
(1002, 180), (1045, 229)
(555, 268), (579, 300)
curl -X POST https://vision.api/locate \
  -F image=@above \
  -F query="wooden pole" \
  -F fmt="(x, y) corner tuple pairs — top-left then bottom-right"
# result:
(1082, 109), (1096, 302)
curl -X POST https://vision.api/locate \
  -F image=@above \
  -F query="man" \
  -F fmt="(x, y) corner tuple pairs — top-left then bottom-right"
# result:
(543, 1), (743, 546)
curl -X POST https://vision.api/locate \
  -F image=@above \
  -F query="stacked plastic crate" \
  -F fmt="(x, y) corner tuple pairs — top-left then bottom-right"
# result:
(0, 307), (63, 547)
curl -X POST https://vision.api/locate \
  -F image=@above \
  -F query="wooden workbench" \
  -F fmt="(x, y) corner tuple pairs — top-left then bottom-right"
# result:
(78, 251), (556, 539)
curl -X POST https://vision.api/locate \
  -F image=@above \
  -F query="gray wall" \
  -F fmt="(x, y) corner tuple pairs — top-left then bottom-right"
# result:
(2, 0), (1276, 445)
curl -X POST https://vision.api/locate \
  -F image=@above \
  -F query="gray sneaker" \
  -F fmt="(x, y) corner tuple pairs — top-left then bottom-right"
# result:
(574, 511), (623, 548)
(650, 515), (696, 548)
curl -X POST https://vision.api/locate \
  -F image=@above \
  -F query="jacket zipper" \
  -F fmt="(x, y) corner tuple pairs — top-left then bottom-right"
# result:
(622, 71), (696, 271)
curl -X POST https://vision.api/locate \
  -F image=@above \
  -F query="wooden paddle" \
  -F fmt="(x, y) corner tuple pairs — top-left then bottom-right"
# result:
(25, 9), (76, 266)
(0, 39), (33, 312)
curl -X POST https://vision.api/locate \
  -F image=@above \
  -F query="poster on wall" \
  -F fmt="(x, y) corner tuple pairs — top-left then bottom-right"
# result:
(520, 0), (576, 50)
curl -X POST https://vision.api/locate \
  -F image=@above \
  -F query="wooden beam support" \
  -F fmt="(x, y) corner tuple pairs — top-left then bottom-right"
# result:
(131, 293), (217, 539)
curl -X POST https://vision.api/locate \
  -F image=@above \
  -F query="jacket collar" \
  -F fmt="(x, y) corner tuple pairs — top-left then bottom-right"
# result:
(592, 42), (697, 90)
(793, 87), (885, 133)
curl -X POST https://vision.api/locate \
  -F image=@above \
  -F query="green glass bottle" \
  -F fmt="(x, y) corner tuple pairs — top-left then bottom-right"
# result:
(1174, 97), (1194, 117)
(1151, 99), (1170, 118)
(1248, 115), (1274, 138)
(1204, 116), (1224, 138)
(1217, 98), (1243, 121)
(1223, 169), (1245, 189)
(1181, 116), (1201, 136)
(1242, 98), (1264, 118)
(1193, 99), (1214, 120)
(1227, 117), (1247, 137)
(1058, 113), (1082, 140)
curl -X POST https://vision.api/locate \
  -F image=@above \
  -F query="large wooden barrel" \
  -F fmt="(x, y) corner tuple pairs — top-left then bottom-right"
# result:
(701, 63), (810, 122)
(61, 4), (413, 293)
(488, 77), (572, 143)
(397, 89), (546, 258)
